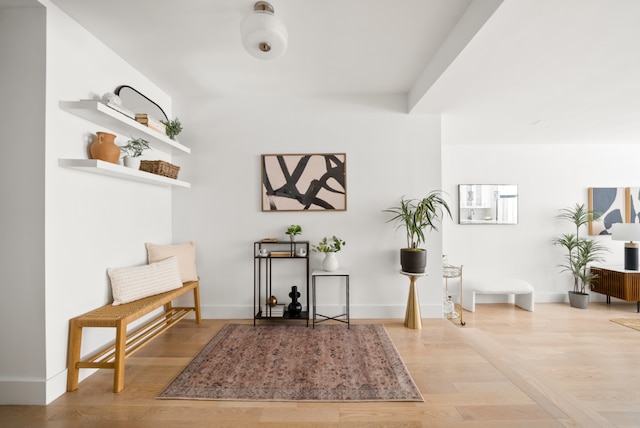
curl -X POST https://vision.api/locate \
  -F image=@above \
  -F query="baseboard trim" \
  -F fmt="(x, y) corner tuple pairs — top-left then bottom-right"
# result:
(200, 304), (444, 319)
(0, 379), (46, 405)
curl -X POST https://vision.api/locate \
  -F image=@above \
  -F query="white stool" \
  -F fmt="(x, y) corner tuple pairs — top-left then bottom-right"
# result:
(462, 278), (534, 312)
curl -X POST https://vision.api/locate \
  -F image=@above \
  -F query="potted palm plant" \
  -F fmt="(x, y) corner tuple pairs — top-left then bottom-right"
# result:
(385, 191), (451, 273)
(552, 203), (608, 308)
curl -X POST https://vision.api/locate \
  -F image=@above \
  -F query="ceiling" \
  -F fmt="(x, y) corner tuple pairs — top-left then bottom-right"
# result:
(7, 0), (640, 144)
(45, 0), (475, 100)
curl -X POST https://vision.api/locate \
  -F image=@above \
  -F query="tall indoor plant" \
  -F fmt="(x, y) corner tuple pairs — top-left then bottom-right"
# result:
(385, 191), (451, 273)
(552, 203), (608, 308)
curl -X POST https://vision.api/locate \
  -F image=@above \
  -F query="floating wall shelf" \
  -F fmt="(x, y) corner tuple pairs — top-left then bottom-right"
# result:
(58, 159), (191, 188)
(59, 100), (191, 154)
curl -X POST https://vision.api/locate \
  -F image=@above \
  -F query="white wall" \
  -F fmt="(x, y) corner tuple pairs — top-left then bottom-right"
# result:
(0, 4), (47, 405)
(172, 95), (446, 321)
(442, 142), (639, 304)
(0, 1), (177, 405)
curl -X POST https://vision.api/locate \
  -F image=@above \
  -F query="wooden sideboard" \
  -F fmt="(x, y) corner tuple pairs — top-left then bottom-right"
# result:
(590, 266), (640, 312)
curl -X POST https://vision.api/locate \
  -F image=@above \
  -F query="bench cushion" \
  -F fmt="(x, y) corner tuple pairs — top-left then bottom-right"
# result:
(146, 241), (198, 282)
(108, 256), (182, 305)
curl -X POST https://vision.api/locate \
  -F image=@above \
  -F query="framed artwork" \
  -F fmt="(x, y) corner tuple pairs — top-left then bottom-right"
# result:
(588, 187), (625, 235)
(261, 153), (347, 211)
(627, 188), (640, 223)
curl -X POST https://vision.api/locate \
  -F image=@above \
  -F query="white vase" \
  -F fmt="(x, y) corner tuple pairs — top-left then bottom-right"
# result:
(322, 252), (339, 272)
(123, 156), (141, 169)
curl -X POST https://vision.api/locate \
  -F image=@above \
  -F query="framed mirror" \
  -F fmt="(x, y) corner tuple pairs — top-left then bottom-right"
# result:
(458, 184), (518, 225)
(114, 85), (168, 122)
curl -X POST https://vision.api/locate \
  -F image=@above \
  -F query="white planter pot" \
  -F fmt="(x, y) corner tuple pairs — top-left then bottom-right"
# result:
(322, 252), (339, 272)
(123, 156), (141, 169)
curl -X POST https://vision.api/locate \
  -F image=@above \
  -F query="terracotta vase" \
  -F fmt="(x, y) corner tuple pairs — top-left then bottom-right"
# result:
(90, 132), (120, 164)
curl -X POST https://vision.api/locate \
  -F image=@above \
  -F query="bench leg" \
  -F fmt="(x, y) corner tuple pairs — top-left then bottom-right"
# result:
(113, 320), (127, 393)
(193, 285), (201, 324)
(515, 292), (535, 312)
(163, 302), (174, 326)
(66, 320), (82, 392)
(462, 290), (476, 312)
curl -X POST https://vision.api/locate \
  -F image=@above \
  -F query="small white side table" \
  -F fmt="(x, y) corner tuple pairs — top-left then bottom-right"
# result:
(399, 271), (428, 329)
(311, 269), (350, 329)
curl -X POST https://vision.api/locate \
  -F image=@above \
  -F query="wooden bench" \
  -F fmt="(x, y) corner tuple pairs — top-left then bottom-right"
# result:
(66, 280), (201, 393)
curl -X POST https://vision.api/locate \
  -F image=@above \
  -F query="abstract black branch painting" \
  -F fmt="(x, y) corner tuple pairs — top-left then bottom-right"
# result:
(262, 153), (347, 211)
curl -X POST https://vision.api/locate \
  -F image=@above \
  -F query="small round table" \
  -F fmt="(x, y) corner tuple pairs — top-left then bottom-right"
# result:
(400, 271), (428, 329)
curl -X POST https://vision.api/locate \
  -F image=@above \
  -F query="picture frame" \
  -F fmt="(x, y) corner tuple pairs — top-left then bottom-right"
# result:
(627, 187), (640, 224)
(261, 153), (347, 212)
(588, 187), (625, 235)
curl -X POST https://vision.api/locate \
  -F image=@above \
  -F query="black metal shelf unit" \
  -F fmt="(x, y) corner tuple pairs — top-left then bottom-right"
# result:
(253, 240), (310, 326)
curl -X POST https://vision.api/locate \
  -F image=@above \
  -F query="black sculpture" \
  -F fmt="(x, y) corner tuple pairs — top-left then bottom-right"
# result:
(288, 285), (302, 317)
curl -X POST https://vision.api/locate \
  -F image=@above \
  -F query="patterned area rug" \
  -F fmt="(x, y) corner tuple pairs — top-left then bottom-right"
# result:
(158, 323), (423, 402)
(611, 318), (640, 331)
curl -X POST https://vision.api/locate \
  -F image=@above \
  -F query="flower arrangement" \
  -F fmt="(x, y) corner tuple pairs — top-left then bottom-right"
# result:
(312, 236), (346, 253)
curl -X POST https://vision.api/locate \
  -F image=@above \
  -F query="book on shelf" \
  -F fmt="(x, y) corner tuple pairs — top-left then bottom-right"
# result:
(262, 304), (285, 317)
(270, 251), (292, 257)
(135, 114), (166, 134)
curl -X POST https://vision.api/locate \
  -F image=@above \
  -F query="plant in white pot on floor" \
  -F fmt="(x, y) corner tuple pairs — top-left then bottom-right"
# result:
(552, 203), (608, 308)
(312, 236), (346, 272)
(119, 137), (150, 169)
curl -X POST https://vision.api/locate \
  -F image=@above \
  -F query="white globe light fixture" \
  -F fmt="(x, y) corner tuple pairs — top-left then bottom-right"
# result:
(240, 1), (288, 60)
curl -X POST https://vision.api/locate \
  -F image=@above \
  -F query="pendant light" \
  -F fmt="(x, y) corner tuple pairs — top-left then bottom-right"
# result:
(240, 1), (288, 60)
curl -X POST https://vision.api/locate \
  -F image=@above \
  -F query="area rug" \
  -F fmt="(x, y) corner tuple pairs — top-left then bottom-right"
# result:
(158, 323), (423, 402)
(611, 318), (640, 331)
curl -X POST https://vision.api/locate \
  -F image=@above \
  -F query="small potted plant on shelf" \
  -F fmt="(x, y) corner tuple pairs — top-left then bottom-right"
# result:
(552, 203), (608, 309)
(312, 236), (346, 272)
(160, 117), (182, 140)
(119, 137), (150, 169)
(286, 224), (302, 242)
(384, 191), (451, 273)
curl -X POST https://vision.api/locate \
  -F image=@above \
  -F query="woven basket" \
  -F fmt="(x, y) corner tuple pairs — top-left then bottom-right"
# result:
(139, 160), (180, 179)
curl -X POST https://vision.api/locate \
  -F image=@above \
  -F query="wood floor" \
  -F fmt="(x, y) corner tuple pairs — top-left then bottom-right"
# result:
(2, 302), (640, 427)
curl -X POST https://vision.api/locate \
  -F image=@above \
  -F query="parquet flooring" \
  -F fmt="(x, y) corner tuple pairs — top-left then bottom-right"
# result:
(2, 302), (640, 427)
